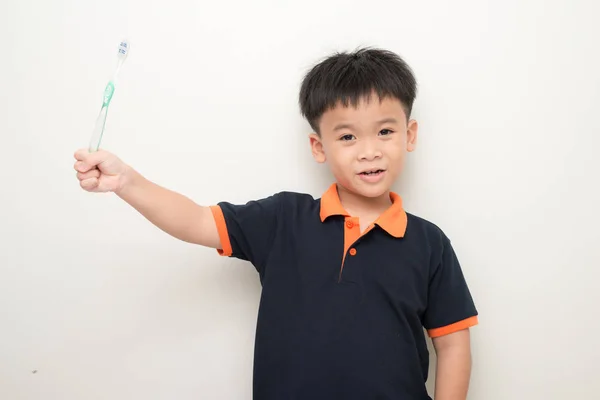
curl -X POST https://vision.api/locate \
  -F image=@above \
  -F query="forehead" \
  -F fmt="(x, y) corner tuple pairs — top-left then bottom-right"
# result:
(319, 95), (407, 133)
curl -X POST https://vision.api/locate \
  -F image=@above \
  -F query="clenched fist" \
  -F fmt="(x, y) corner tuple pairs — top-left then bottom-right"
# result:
(74, 149), (130, 193)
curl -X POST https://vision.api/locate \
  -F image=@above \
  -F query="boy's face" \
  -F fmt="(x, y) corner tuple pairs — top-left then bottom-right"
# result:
(309, 95), (418, 199)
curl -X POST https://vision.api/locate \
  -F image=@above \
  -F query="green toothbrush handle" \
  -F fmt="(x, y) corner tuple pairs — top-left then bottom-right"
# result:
(89, 105), (109, 152)
(89, 81), (115, 152)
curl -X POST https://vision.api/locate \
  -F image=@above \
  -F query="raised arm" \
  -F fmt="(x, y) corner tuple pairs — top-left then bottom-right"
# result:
(74, 149), (221, 248)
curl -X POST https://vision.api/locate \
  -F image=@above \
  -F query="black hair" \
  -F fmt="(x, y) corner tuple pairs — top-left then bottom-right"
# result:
(299, 47), (417, 134)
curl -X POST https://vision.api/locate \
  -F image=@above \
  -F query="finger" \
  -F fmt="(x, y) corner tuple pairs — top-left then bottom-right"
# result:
(74, 148), (90, 161)
(74, 161), (95, 173)
(75, 149), (110, 167)
(80, 177), (99, 191)
(77, 169), (100, 181)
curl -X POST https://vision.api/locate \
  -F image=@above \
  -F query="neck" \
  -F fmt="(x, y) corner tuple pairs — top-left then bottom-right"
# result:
(336, 184), (392, 216)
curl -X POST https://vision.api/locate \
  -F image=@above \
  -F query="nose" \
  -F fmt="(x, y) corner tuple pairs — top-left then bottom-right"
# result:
(358, 137), (382, 161)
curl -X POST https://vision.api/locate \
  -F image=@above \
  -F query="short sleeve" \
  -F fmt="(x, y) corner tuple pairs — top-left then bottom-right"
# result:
(209, 193), (283, 271)
(423, 233), (478, 338)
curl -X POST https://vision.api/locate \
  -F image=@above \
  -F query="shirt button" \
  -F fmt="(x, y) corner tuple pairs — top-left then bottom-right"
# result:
(346, 221), (354, 228)
(349, 248), (357, 256)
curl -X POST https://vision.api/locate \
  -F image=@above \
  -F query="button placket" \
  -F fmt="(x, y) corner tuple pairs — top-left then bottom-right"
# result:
(339, 216), (364, 282)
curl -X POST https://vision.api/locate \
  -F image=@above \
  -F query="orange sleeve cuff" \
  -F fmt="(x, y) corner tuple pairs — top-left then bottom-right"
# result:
(210, 205), (232, 257)
(427, 315), (478, 338)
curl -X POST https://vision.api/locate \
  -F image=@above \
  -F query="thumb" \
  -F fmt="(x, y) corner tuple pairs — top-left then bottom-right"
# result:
(74, 149), (111, 173)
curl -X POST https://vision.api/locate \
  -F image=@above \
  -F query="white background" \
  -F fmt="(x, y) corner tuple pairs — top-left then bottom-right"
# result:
(1, 0), (599, 398)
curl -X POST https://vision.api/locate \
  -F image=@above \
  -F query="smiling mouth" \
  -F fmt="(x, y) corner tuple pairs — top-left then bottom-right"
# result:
(359, 169), (385, 176)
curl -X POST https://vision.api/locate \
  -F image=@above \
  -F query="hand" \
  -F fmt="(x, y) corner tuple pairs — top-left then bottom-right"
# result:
(73, 149), (130, 193)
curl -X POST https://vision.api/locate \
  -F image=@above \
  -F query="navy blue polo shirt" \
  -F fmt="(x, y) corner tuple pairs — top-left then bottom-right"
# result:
(210, 183), (478, 400)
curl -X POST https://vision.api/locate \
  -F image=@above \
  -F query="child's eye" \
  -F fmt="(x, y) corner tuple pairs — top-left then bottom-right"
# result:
(379, 129), (394, 136)
(340, 134), (355, 141)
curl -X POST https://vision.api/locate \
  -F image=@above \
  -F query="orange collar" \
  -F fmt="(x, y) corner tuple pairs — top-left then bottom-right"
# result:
(319, 183), (407, 238)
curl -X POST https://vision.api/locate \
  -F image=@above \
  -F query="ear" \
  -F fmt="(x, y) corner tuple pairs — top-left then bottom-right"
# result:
(309, 133), (326, 163)
(406, 119), (418, 152)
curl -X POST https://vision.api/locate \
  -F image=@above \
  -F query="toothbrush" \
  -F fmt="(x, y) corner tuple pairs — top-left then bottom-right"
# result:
(88, 40), (130, 152)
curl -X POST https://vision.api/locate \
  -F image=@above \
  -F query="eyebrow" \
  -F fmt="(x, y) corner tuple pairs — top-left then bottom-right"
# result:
(333, 123), (354, 132)
(376, 117), (399, 125)
(332, 118), (399, 131)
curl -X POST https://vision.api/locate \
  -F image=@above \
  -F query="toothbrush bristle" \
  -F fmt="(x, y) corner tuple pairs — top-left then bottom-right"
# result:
(118, 40), (129, 57)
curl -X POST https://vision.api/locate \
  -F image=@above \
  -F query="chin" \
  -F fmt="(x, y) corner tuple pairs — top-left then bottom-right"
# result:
(350, 182), (392, 199)
(359, 187), (390, 198)
(334, 175), (394, 199)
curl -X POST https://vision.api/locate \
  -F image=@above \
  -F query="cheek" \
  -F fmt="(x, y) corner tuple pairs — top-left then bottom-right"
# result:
(326, 150), (356, 179)
(324, 144), (348, 162)
(389, 149), (405, 163)
(331, 150), (356, 169)
(384, 147), (406, 170)
(387, 139), (406, 158)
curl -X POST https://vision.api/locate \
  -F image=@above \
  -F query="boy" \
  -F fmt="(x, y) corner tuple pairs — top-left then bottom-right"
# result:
(74, 48), (478, 399)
